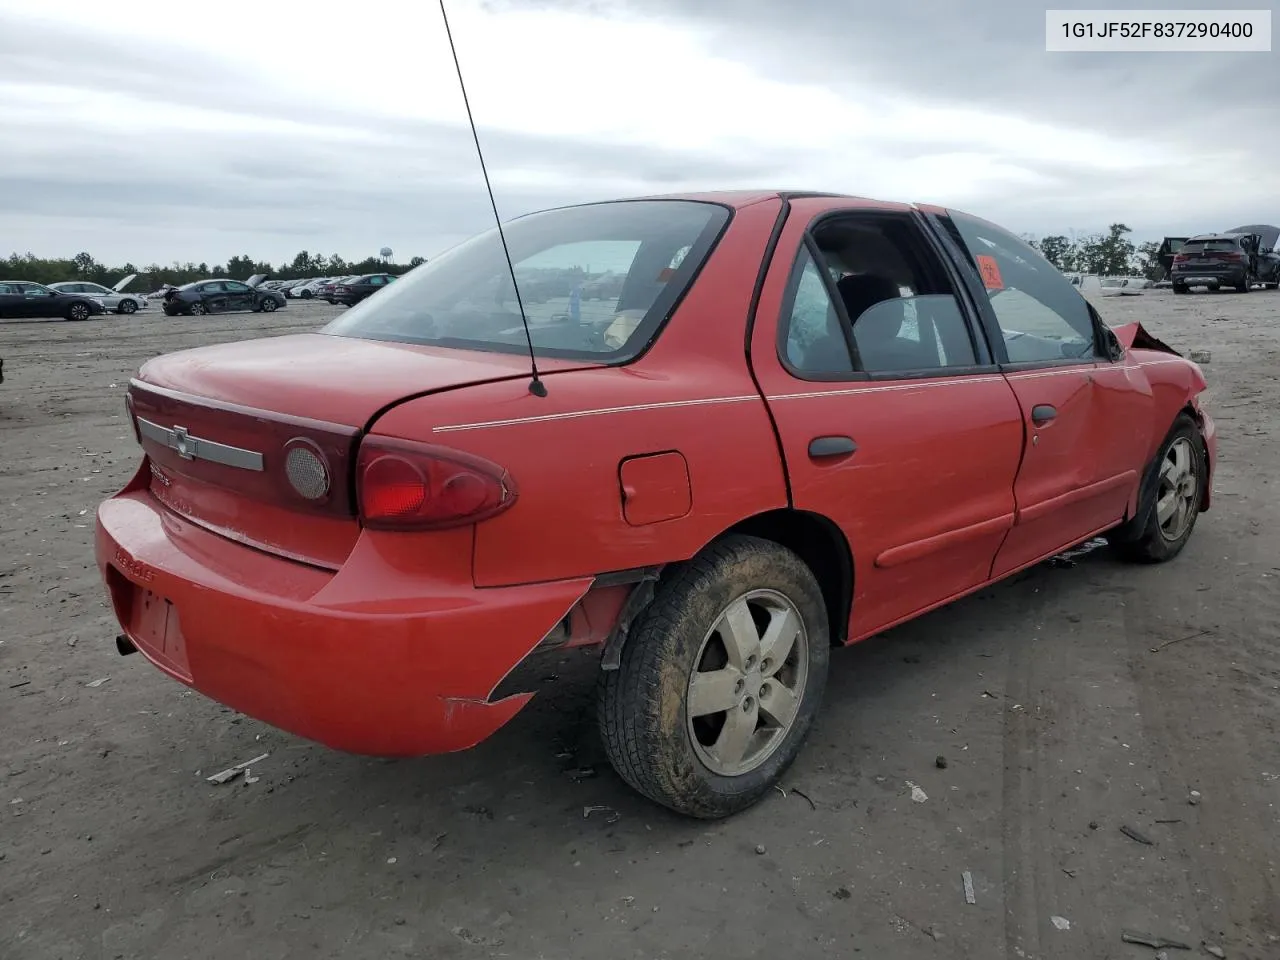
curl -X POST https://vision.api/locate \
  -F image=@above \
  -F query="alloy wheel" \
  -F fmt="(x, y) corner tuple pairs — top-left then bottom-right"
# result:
(686, 588), (809, 777)
(1156, 437), (1199, 542)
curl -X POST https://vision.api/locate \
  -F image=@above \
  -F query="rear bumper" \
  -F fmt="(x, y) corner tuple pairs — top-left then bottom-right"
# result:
(1171, 266), (1245, 285)
(95, 485), (592, 756)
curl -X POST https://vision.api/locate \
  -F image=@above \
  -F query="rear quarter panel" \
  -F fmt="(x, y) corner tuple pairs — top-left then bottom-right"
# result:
(368, 197), (790, 588)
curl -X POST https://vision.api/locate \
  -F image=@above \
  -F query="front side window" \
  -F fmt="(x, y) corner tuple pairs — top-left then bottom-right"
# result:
(224, 281), (251, 293)
(323, 200), (730, 361)
(946, 211), (1095, 364)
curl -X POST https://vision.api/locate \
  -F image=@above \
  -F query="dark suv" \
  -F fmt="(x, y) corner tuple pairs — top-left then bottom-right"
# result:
(1171, 233), (1278, 293)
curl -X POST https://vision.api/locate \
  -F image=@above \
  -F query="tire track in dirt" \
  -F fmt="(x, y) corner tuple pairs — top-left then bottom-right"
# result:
(1118, 420), (1280, 956)
(996, 548), (1217, 958)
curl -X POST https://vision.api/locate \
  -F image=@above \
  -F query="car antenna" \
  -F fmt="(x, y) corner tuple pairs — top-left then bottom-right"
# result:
(437, 0), (547, 398)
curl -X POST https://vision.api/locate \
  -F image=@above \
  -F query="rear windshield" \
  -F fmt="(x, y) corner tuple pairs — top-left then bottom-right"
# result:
(1182, 239), (1239, 253)
(323, 199), (730, 362)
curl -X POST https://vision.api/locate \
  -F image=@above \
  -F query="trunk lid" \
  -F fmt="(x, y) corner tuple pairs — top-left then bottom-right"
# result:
(129, 333), (591, 569)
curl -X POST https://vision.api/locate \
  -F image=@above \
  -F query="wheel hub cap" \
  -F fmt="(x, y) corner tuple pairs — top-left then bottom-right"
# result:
(686, 588), (808, 777)
(1156, 437), (1198, 542)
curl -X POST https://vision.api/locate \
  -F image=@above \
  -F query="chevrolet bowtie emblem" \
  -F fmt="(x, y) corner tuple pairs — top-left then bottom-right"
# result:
(134, 417), (264, 472)
(171, 425), (196, 460)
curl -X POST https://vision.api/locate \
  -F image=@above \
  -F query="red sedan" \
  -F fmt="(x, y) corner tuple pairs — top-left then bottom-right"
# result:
(95, 191), (1215, 818)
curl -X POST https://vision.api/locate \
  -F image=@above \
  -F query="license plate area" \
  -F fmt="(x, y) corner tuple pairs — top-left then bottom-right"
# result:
(129, 587), (192, 681)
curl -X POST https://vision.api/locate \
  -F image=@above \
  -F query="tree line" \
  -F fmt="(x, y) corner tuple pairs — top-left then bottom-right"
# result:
(1, 250), (427, 290)
(1021, 224), (1166, 280)
(4, 225), (1167, 290)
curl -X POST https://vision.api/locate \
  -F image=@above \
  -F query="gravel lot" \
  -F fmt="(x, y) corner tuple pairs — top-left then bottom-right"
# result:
(2, 289), (1278, 960)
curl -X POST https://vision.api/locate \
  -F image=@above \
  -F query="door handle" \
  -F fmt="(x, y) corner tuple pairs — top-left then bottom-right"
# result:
(1030, 404), (1057, 426)
(808, 436), (857, 458)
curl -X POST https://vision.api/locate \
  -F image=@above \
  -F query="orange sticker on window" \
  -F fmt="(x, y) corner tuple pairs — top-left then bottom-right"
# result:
(657, 267), (675, 282)
(976, 254), (1003, 290)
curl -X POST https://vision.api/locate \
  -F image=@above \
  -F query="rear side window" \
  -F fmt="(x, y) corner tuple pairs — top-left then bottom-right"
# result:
(946, 211), (1095, 364)
(779, 212), (980, 377)
(323, 200), (730, 362)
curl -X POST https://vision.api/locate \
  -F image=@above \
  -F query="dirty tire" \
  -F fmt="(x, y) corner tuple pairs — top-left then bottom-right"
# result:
(1110, 413), (1207, 564)
(1172, 283), (1188, 294)
(188, 302), (206, 316)
(597, 534), (829, 819)
(66, 302), (91, 321)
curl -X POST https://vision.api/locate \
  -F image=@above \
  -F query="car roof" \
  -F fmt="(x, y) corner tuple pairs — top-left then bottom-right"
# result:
(1186, 233), (1243, 241)
(531, 190), (887, 214)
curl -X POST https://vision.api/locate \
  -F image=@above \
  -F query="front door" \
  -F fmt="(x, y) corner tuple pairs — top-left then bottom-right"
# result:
(17, 284), (62, 318)
(750, 199), (1026, 640)
(933, 209), (1141, 578)
(222, 281), (255, 311)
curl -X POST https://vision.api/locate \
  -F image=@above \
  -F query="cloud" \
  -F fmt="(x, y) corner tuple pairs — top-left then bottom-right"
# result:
(0, 0), (1275, 266)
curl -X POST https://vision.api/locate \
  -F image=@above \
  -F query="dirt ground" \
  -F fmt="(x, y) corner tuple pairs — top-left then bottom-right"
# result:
(2, 288), (1278, 960)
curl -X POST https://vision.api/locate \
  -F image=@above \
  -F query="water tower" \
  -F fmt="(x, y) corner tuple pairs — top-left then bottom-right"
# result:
(379, 247), (393, 265)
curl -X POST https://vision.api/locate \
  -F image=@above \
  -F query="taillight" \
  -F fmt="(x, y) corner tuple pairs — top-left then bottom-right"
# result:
(124, 391), (141, 443)
(1172, 254), (1188, 263)
(356, 437), (516, 531)
(1220, 252), (1243, 261)
(335, 286), (349, 294)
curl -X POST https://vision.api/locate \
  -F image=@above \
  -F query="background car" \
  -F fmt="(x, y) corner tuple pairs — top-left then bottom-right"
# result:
(49, 274), (148, 314)
(280, 279), (311, 298)
(315, 276), (359, 303)
(161, 279), (288, 316)
(1171, 233), (1271, 293)
(0, 280), (106, 321)
(332, 273), (398, 306)
(289, 277), (332, 299)
(581, 272), (626, 301)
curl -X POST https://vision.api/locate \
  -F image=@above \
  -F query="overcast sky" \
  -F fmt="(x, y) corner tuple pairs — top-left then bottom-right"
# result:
(0, 0), (1275, 267)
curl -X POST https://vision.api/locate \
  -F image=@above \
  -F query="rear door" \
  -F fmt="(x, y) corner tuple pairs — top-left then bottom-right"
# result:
(750, 199), (1025, 640)
(930, 208), (1139, 578)
(0, 283), (21, 317)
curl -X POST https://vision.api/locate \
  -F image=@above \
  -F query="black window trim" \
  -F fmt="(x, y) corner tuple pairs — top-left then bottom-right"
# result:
(775, 207), (1000, 384)
(927, 209), (1105, 373)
